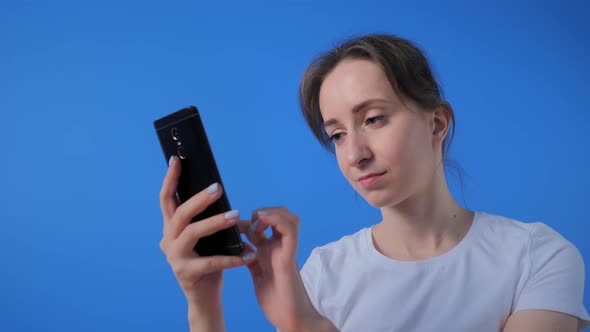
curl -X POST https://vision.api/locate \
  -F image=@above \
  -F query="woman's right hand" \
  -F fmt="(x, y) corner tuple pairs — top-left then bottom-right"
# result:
(158, 156), (255, 331)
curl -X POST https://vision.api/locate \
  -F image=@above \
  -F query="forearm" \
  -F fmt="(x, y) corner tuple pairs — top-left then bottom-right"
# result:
(188, 303), (225, 332)
(285, 314), (338, 332)
(306, 316), (339, 332)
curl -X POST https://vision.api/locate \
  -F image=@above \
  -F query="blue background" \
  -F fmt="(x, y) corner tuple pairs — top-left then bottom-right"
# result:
(1, 1), (588, 331)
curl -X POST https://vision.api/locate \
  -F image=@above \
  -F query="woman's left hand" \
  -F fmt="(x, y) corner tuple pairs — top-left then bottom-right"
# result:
(239, 207), (328, 332)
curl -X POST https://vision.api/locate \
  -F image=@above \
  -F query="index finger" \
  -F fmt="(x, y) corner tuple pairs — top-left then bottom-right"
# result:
(256, 212), (300, 253)
(249, 207), (290, 234)
(237, 219), (268, 247)
(250, 206), (288, 230)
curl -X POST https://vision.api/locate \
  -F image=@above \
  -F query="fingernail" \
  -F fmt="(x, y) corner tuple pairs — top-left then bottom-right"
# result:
(207, 183), (219, 195)
(168, 156), (175, 167)
(224, 209), (239, 221)
(242, 252), (256, 261)
(257, 210), (269, 216)
(249, 219), (260, 236)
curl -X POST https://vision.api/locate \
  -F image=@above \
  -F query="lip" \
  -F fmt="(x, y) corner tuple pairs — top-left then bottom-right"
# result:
(358, 172), (386, 181)
(358, 172), (386, 188)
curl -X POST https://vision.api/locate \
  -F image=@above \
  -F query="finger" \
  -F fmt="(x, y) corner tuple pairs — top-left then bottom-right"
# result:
(268, 209), (298, 238)
(250, 216), (270, 235)
(242, 241), (256, 253)
(238, 220), (268, 247)
(254, 208), (296, 235)
(168, 182), (223, 240)
(245, 212), (272, 243)
(175, 255), (247, 278)
(249, 207), (287, 234)
(251, 207), (288, 219)
(241, 243), (258, 264)
(172, 209), (241, 256)
(159, 156), (181, 223)
(237, 219), (251, 234)
(256, 212), (299, 252)
(243, 245), (263, 280)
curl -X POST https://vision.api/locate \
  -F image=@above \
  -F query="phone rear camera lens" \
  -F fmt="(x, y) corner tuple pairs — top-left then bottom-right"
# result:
(177, 146), (187, 159)
(171, 127), (179, 140)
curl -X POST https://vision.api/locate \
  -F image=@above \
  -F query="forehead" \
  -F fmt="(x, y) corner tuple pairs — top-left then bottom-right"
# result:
(319, 59), (398, 117)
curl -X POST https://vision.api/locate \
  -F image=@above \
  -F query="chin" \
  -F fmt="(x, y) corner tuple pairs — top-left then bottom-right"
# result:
(357, 189), (397, 208)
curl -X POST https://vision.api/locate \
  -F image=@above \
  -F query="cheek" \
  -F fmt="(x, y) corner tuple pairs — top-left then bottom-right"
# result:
(335, 151), (351, 180)
(380, 121), (431, 175)
(375, 128), (411, 166)
(398, 124), (435, 177)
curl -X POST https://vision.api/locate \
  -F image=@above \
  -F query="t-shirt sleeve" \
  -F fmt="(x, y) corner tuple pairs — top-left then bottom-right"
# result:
(513, 223), (590, 329)
(300, 247), (324, 317)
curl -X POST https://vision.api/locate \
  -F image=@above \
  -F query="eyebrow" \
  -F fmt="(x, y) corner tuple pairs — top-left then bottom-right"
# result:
(323, 98), (389, 128)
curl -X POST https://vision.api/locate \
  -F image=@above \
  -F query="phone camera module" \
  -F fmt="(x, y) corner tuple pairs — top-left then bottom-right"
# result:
(177, 146), (187, 159)
(171, 127), (180, 140)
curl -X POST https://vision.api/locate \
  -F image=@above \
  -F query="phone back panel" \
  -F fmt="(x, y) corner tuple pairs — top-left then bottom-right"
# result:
(154, 106), (244, 256)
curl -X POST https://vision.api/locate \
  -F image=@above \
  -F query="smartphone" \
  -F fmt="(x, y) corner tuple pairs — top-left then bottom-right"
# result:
(153, 106), (244, 256)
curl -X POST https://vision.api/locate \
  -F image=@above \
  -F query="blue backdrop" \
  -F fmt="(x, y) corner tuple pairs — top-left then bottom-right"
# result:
(1, 1), (588, 331)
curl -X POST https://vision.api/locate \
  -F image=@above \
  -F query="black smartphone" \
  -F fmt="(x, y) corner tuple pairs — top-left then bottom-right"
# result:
(153, 106), (244, 256)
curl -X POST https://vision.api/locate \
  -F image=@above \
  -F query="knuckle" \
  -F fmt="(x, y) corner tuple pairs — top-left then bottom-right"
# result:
(186, 222), (202, 238)
(183, 194), (210, 220)
(174, 205), (188, 223)
(205, 258), (218, 271)
(182, 225), (206, 248)
(224, 257), (238, 268)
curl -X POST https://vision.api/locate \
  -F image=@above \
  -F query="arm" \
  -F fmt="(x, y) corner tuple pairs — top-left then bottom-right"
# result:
(505, 224), (590, 332)
(299, 315), (339, 332)
(188, 302), (225, 332)
(243, 208), (340, 332)
(503, 310), (579, 332)
(276, 315), (339, 332)
(159, 158), (255, 332)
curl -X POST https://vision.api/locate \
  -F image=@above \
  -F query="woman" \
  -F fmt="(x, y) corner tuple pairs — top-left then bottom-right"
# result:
(158, 34), (590, 331)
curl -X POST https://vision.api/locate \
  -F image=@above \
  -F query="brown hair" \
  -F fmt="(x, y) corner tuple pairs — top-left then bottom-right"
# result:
(299, 33), (455, 164)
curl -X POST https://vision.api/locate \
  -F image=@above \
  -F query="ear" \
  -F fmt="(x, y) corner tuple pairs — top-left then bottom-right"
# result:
(432, 104), (452, 145)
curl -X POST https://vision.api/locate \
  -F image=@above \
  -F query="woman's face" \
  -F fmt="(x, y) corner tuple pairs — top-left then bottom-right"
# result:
(319, 59), (443, 208)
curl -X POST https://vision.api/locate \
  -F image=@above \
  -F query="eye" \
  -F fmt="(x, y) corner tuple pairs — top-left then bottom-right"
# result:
(329, 132), (344, 142)
(366, 115), (384, 125)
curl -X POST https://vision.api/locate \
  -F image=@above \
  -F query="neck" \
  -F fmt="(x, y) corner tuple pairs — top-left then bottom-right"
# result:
(373, 167), (473, 261)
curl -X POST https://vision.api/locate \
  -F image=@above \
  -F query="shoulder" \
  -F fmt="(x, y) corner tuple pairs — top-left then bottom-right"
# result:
(480, 212), (590, 326)
(476, 211), (547, 237)
(299, 227), (371, 315)
(299, 227), (371, 285)
(475, 211), (580, 256)
(474, 211), (585, 281)
(478, 212), (588, 323)
(303, 226), (371, 269)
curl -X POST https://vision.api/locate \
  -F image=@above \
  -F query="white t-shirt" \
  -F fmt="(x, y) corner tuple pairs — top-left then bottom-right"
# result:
(300, 211), (590, 331)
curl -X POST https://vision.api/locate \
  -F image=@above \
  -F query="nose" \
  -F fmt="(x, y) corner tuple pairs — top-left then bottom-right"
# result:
(345, 131), (372, 167)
